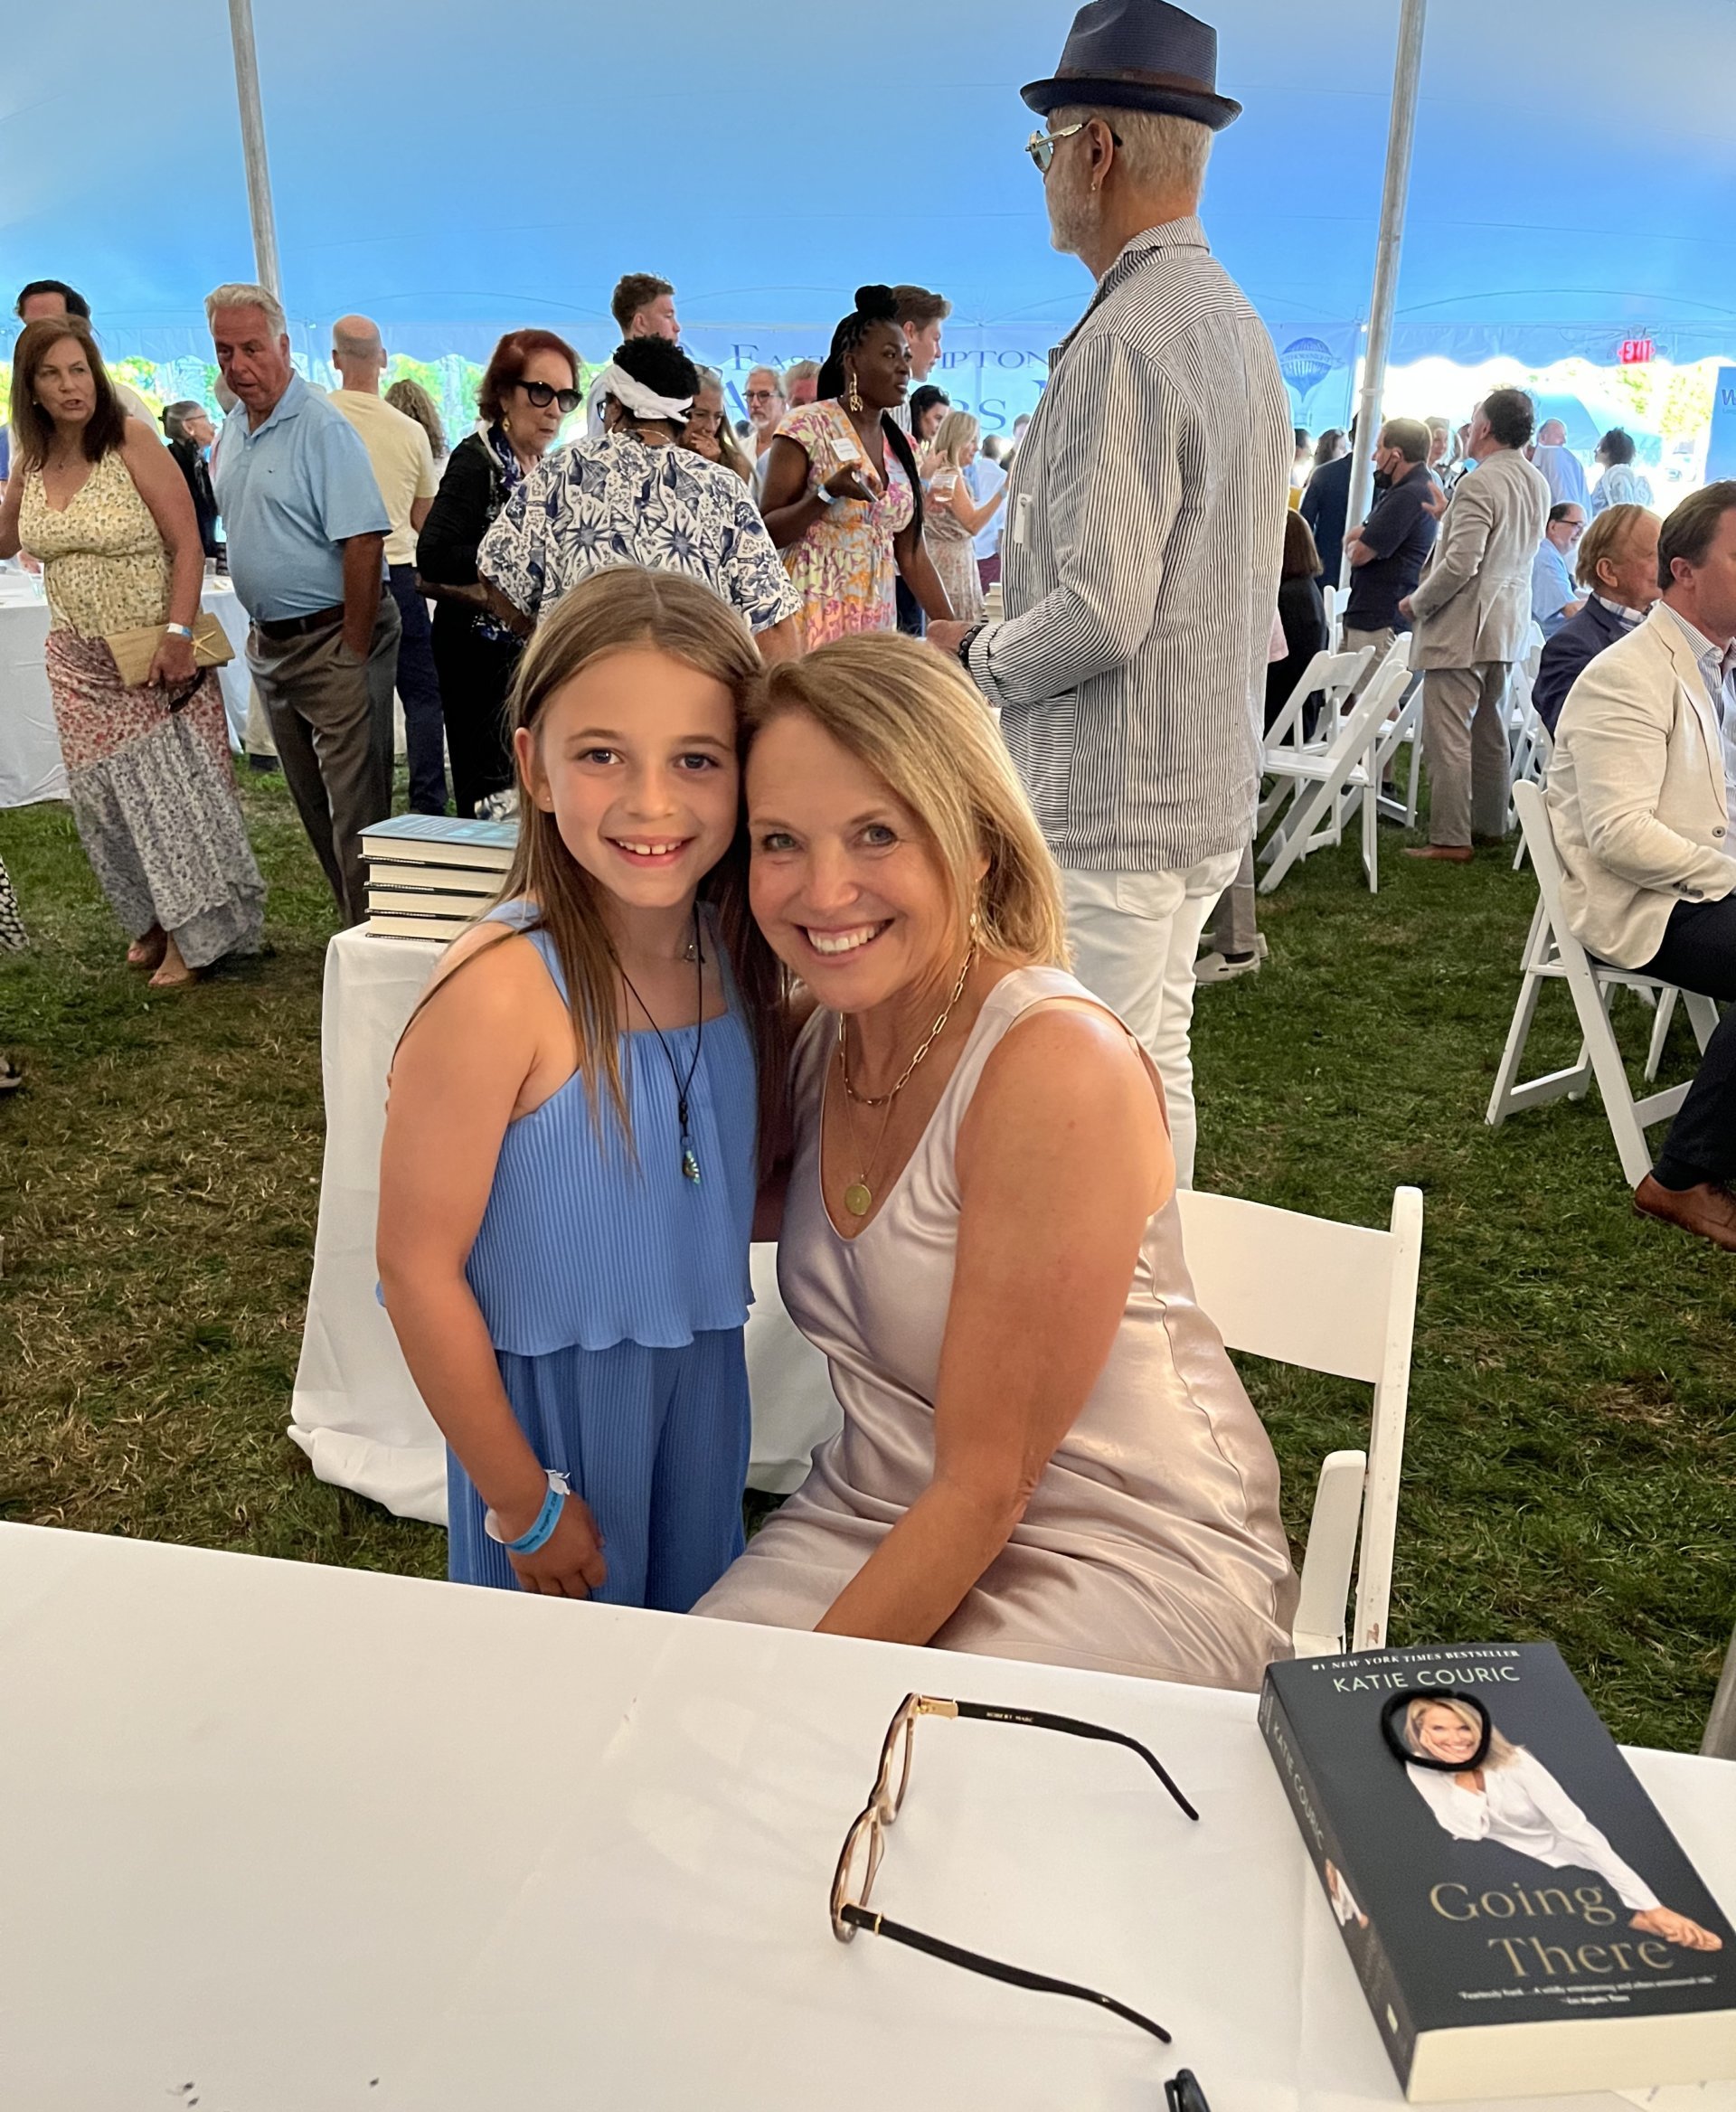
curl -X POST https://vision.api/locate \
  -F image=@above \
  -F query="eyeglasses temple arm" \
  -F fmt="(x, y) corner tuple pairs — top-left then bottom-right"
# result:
(840, 1906), (1171, 2044)
(950, 1702), (1199, 1820)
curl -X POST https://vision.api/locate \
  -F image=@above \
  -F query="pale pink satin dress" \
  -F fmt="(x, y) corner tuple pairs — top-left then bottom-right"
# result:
(697, 967), (1298, 1690)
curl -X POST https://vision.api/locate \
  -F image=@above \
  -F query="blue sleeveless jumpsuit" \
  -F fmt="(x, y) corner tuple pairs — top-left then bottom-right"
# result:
(448, 904), (758, 1611)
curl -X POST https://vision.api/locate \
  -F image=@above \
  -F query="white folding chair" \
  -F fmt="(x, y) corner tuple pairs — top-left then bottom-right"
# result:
(1258, 657), (1412, 895)
(1260, 646), (1371, 768)
(1509, 709), (1552, 869)
(1175, 1184), (1423, 1657)
(1486, 782), (1721, 1186)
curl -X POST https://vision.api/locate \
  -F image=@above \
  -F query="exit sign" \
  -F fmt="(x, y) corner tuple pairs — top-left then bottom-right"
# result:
(1620, 338), (1656, 364)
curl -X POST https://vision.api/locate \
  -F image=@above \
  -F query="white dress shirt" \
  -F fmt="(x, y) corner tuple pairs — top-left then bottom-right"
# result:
(1406, 1750), (1661, 1910)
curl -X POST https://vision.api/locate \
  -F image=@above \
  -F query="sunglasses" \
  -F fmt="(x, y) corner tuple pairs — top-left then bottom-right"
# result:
(515, 380), (580, 414)
(1024, 119), (1122, 173)
(830, 1692), (1195, 2043)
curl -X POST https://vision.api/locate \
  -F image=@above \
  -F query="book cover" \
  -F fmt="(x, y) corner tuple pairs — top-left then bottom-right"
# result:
(1260, 1644), (1736, 2100)
(361, 816), (517, 871)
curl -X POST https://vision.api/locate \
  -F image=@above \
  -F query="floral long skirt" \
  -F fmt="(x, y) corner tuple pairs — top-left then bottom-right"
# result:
(44, 630), (265, 969)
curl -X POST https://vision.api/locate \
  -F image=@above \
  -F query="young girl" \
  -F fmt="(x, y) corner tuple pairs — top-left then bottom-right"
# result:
(378, 568), (785, 1608)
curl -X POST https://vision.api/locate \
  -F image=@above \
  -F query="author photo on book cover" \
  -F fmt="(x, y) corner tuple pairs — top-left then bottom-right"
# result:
(1398, 1697), (1723, 1953)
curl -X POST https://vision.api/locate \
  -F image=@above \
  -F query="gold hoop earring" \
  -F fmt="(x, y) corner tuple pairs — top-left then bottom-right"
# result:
(503, 413), (513, 435)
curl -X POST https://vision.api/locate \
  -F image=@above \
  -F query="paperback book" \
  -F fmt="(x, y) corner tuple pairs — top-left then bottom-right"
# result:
(1260, 1643), (1736, 2101)
(360, 814), (517, 871)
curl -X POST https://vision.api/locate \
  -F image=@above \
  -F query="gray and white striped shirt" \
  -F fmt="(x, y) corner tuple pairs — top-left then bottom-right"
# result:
(967, 216), (1289, 872)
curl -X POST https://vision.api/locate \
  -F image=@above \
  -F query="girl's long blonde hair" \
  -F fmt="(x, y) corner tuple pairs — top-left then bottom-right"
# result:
(744, 632), (1069, 968)
(497, 569), (787, 1167)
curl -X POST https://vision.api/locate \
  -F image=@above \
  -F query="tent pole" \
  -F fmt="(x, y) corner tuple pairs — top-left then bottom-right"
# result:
(226, 0), (283, 303)
(1341, 0), (1428, 586)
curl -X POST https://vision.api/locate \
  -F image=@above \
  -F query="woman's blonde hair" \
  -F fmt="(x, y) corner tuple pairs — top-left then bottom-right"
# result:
(927, 409), (981, 469)
(385, 376), (448, 461)
(427, 569), (787, 1166)
(745, 632), (1069, 968)
(690, 365), (755, 486)
(1402, 1694), (1520, 1768)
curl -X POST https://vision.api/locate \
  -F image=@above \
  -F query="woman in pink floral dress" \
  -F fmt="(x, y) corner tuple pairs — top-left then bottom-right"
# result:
(759, 286), (955, 652)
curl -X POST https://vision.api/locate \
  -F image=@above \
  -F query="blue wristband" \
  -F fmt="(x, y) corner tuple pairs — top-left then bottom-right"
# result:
(485, 1471), (571, 1553)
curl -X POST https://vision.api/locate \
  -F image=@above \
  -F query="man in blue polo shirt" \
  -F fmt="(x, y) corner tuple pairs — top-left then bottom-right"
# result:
(207, 280), (398, 926)
(1342, 416), (1438, 681)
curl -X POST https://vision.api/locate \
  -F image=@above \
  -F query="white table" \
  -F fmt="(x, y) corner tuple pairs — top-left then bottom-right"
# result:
(291, 925), (841, 1523)
(0, 1523), (1730, 2112)
(0, 574), (257, 807)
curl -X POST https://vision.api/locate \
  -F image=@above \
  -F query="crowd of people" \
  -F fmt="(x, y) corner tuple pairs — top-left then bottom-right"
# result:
(2, 0), (1731, 1691)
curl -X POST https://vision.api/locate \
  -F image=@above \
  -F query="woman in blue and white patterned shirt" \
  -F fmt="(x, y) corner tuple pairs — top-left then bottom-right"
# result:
(477, 338), (801, 660)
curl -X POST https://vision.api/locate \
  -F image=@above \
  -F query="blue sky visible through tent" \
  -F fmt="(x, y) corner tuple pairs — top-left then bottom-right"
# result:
(5, 1), (1736, 385)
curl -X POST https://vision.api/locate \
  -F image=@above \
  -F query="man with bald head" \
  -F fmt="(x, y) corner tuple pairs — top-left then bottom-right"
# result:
(1532, 417), (1589, 511)
(330, 313), (447, 812)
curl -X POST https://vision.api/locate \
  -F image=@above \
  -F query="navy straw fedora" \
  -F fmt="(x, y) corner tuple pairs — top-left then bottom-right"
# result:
(1022, 0), (1241, 131)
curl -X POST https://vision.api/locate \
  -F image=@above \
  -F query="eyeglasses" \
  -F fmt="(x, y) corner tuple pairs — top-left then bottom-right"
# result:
(515, 380), (580, 414)
(830, 1692), (1196, 2043)
(745, 388), (781, 404)
(1024, 119), (1121, 173)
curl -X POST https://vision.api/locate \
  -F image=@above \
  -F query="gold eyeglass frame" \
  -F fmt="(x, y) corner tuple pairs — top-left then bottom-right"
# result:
(828, 1691), (1196, 2043)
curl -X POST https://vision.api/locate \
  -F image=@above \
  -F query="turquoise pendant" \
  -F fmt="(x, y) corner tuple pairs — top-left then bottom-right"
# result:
(682, 1147), (702, 1186)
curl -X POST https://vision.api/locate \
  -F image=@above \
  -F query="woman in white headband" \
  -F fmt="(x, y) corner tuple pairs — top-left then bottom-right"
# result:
(476, 337), (801, 659)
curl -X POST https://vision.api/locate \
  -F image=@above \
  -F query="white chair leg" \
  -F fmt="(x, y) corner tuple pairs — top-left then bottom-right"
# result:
(1684, 991), (1721, 1053)
(1571, 966), (1656, 1187)
(1644, 988), (1678, 1083)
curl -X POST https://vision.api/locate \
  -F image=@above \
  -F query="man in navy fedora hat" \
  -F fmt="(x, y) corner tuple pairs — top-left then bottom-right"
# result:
(930, 0), (1288, 1190)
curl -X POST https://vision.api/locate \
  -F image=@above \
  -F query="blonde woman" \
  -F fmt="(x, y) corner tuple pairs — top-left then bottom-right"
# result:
(920, 410), (1005, 620)
(1400, 1697), (1722, 1951)
(681, 367), (756, 486)
(697, 633), (1297, 1687)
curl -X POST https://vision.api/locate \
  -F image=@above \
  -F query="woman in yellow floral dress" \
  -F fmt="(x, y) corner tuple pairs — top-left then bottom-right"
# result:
(759, 286), (955, 651)
(0, 319), (262, 986)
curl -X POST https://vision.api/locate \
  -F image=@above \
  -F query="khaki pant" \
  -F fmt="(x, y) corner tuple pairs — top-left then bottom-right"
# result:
(1422, 661), (1513, 848)
(1342, 623), (1397, 699)
(248, 599), (400, 924)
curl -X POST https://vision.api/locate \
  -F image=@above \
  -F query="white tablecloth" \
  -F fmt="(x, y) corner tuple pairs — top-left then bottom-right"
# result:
(290, 924), (841, 1523)
(0, 575), (256, 807)
(0, 1522), (1730, 2112)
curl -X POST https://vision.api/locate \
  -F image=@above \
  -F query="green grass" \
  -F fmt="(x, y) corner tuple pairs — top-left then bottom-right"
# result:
(1, 778), (1731, 1749)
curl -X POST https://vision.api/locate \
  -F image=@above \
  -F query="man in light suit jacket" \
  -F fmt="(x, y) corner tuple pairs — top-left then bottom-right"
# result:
(1401, 388), (1552, 861)
(1547, 481), (1736, 1250)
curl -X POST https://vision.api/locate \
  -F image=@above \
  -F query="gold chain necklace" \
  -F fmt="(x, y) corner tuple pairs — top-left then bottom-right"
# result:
(835, 946), (976, 1219)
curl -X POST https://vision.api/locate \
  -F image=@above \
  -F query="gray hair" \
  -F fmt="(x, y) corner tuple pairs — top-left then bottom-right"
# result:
(332, 321), (382, 361)
(1050, 104), (1212, 196)
(205, 281), (286, 336)
(161, 399), (206, 440)
(781, 358), (819, 392)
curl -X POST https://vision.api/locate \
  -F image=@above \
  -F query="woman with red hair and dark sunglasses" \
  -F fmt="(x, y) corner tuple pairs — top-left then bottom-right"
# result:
(416, 328), (579, 816)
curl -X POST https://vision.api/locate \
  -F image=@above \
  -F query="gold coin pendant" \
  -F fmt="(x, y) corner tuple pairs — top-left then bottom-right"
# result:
(843, 1181), (873, 1219)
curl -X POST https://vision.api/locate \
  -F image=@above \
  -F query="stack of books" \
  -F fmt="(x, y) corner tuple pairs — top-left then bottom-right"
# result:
(361, 815), (517, 943)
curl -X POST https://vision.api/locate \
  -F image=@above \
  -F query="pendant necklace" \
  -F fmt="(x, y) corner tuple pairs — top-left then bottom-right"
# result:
(619, 910), (706, 1185)
(835, 941), (976, 1220)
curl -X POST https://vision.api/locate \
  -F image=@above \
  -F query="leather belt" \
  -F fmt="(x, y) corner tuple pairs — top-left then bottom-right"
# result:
(254, 604), (344, 643)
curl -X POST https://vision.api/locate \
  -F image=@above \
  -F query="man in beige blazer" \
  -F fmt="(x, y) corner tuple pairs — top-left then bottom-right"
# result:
(1547, 481), (1736, 1249)
(1401, 388), (1552, 859)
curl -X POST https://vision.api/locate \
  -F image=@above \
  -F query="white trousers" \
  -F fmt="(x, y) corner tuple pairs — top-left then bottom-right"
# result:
(1061, 850), (1242, 1191)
